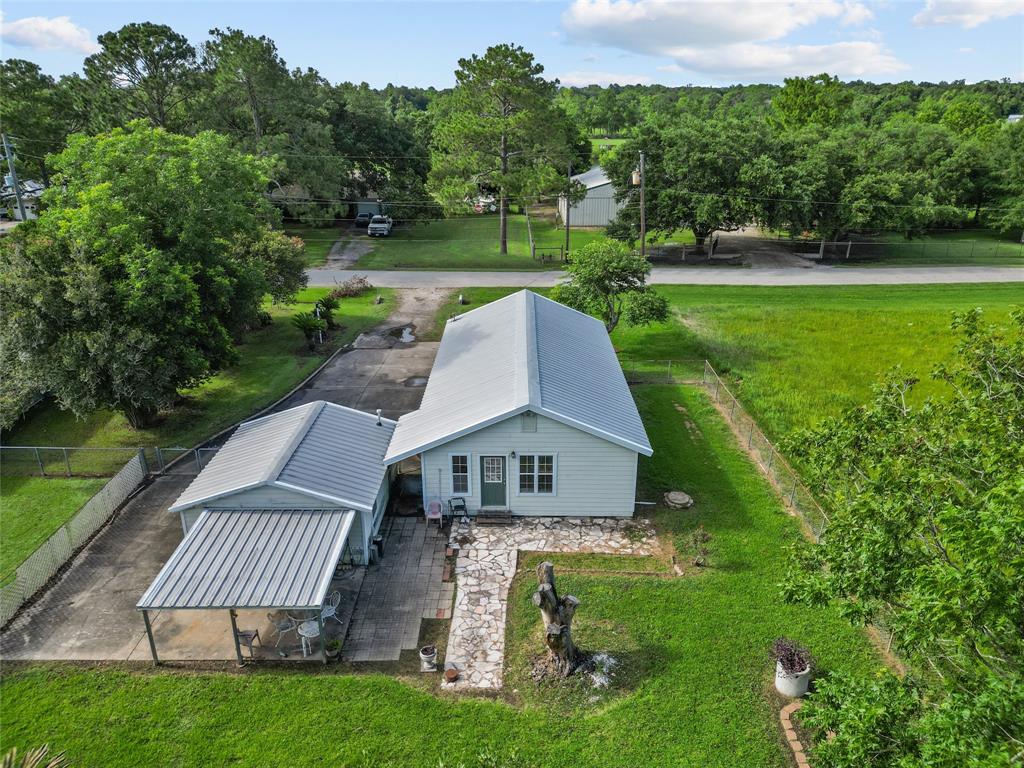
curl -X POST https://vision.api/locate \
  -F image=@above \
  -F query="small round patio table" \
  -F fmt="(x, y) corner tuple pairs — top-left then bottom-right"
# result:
(298, 620), (321, 658)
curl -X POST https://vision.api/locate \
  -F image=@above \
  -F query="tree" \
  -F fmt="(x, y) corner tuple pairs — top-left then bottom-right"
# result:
(532, 562), (582, 677)
(0, 60), (71, 184)
(0, 122), (306, 428)
(782, 310), (1024, 767)
(989, 121), (1024, 236)
(429, 44), (574, 254)
(83, 23), (199, 129)
(771, 73), (852, 131)
(551, 240), (668, 333)
(603, 116), (771, 250)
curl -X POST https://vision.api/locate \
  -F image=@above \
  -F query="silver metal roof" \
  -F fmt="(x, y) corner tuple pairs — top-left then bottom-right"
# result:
(170, 402), (397, 513)
(384, 290), (652, 463)
(571, 165), (612, 190)
(137, 508), (354, 610)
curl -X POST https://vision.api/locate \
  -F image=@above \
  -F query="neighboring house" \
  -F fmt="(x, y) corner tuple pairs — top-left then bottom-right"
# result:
(168, 401), (397, 566)
(353, 195), (383, 218)
(384, 290), (653, 517)
(1, 179), (44, 221)
(557, 165), (624, 228)
(1008, 114), (1022, 124)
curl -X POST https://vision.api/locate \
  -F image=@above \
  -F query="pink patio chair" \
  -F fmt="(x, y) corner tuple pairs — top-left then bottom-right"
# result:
(425, 498), (443, 527)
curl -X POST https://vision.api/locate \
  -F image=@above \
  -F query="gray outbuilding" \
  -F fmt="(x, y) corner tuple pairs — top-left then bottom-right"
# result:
(557, 165), (624, 228)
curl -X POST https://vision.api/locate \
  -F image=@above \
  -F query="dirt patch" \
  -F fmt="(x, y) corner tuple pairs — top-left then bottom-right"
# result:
(327, 235), (374, 268)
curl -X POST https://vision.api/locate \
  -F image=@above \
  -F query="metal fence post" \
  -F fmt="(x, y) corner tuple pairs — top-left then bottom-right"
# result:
(34, 447), (45, 476)
(667, 360), (672, 383)
(63, 448), (72, 477)
(747, 420), (755, 449)
(789, 482), (798, 507)
(137, 448), (149, 475)
(194, 449), (202, 474)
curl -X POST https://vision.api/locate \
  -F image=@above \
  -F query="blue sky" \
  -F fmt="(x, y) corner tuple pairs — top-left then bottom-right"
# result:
(2, 1), (1022, 87)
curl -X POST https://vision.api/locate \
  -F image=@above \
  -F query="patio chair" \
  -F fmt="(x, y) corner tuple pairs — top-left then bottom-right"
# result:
(448, 497), (467, 519)
(267, 613), (299, 647)
(320, 591), (343, 626)
(236, 628), (261, 658)
(425, 498), (443, 527)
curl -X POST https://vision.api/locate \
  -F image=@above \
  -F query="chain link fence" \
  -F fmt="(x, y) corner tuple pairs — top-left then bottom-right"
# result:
(0, 452), (148, 627)
(701, 361), (829, 541)
(620, 358), (705, 384)
(1, 445), (219, 478)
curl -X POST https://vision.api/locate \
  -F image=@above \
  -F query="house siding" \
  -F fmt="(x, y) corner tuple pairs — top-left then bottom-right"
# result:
(557, 182), (624, 227)
(420, 412), (637, 517)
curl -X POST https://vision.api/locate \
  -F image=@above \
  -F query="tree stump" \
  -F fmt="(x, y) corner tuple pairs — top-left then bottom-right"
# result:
(532, 561), (581, 677)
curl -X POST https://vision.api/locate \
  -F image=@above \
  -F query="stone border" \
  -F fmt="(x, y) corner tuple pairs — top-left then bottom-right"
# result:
(780, 700), (809, 768)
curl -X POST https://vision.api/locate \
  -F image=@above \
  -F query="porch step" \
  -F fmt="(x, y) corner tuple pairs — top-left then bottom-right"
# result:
(475, 509), (513, 526)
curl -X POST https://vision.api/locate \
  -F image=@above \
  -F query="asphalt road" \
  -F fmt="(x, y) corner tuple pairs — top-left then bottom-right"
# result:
(307, 265), (1024, 288)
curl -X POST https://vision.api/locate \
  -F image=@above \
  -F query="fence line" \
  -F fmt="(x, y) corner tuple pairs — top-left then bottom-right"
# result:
(701, 361), (829, 541)
(1, 445), (219, 478)
(0, 452), (148, 627)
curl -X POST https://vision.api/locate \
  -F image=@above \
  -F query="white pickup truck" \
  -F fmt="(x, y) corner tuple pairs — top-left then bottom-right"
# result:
(367, 215), (393, 237)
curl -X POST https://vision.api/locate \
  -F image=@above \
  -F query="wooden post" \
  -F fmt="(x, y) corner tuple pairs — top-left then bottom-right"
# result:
(229, 609), (244, 666)
(142, 609), (160, 665)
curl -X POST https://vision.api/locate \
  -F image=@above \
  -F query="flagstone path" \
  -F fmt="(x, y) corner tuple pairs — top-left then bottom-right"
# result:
(442, 517), (656, 690)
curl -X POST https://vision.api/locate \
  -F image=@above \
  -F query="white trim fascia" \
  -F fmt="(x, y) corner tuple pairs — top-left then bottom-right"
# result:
(168, 480), (266, 513)
(383, 403), (534, 464)
(312, 510), (356, 607)
(271, 481), (373, 513)
(535, 406), (654, 456)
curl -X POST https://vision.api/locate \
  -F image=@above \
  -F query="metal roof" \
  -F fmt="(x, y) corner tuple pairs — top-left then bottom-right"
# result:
(384, 291), (652, 463)
(571, 165), (612, 190)
(138, 508), (354, 610)
(170, 402), (397, 513)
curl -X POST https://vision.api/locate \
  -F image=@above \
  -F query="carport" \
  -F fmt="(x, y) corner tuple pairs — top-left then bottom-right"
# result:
(136, 507), (356, 665)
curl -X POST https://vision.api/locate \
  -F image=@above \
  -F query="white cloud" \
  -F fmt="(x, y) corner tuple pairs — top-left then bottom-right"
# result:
(582, 53), (600, 62)
(913, 0), (1024, 28)
(561, 0), (904, 78)
(556, 70), (654, 86)
(657, 63), (684, 72)
(0, 13), (99, 54)
(958, 46), (975, 53)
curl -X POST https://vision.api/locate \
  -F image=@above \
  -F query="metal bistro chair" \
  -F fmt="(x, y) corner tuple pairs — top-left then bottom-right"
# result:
(235, 628), (261, 658)
(267, 613), (299, 647)
(320, 591), (343, 626)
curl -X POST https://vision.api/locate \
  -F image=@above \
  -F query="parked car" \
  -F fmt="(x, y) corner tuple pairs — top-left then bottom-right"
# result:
(354, 212), (372, 226)
(368, 215), (393, 237)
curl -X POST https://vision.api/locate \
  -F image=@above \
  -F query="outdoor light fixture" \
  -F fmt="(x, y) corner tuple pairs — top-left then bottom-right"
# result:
(510, 450), (517, 459)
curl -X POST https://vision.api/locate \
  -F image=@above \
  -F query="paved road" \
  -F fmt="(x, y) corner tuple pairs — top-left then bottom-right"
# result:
(307, 265), (1024, 288)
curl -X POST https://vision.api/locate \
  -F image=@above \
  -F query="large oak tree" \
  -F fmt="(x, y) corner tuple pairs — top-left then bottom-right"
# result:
(0, 123), (305, 429)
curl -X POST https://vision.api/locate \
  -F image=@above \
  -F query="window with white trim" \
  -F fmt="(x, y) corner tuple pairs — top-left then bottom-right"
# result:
(450, 454), (469, 494)
(518, 454), (555, 495)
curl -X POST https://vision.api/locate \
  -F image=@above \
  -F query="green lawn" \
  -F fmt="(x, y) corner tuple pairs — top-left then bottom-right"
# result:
(354, 214), (609, 271)
(1, 289), (395, 463)
(419, 284), (1021, 440)
(0, 384), (882, 767)
(844, 228), (1024, 266)
(0, 476), (107, 584)
(284, 223), (342, 267)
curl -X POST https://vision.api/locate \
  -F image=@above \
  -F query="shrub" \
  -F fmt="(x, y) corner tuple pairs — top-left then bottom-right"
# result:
(330, 275), (373, 298)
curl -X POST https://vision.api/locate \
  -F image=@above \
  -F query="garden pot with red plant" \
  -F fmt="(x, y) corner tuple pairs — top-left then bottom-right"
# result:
(773, 638), (812, 697)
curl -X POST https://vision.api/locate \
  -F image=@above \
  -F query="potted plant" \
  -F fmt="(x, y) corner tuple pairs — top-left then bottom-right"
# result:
(772, 637), (812, 697)
(324, 639), (342, 660)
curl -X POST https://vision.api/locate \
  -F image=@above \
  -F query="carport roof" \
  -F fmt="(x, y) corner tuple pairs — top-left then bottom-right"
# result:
(137, 508), (355, 610)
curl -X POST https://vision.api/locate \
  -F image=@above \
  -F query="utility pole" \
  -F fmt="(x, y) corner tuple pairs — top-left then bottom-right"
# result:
(2, 134), (28, 222)
(639, 150), (646, 259)
(564, 159), (571, 260)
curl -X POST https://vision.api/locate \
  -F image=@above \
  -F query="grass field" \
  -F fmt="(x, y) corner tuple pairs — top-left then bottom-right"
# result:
(419, 283), (1021, 440)
(845, 228), (1024, 266)
(0, 476), (107, 584)
(1, 289), (394, 459)
(283, 223), (342, 267)
(0, 384), (882, 767)
(354, 214), (609, 270)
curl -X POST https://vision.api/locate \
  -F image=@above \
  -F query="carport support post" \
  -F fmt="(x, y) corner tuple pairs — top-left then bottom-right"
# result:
(229, 609), (244, 666)
(318, 613), (327, 666)
(142, 610), (160, 665)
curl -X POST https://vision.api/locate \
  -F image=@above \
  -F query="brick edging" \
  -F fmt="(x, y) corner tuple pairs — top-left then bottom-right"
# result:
(780, 700), (809, 767)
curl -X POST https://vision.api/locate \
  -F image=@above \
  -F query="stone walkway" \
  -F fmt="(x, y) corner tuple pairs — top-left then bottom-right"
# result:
(342, 516), (452, 662)
(442, 517), (656, 690)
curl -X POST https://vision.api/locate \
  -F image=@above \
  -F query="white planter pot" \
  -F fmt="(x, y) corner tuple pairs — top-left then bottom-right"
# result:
(775, 660), (811, 698)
